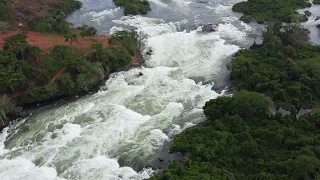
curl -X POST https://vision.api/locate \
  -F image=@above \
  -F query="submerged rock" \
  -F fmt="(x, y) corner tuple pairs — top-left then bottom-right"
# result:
(201, 24), (217, 32)
(146, 49), (153, 55)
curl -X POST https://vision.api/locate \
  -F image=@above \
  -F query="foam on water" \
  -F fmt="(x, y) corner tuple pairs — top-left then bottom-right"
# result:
(298, 4), (320, 45)
(114, 16), (251, 82)
(0, 0), (258, 179)
(0, 66), (221, 179)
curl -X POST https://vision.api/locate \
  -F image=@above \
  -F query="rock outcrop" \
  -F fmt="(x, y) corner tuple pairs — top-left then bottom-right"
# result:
(201, 24), (217, 32)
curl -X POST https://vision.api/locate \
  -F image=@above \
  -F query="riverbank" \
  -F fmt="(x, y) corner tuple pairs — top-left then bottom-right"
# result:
(149, 0), (320, 179)
(0, 35), (144, 131)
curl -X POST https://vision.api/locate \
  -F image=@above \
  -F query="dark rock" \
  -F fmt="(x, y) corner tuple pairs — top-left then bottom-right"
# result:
(317, 24), (320, 29)
(158, 158), (164, 162)
(201, 24), (217, 32)
(138, 72), (143, 76)
(315, 16), (320, 21)
(146, 49), (152, 55)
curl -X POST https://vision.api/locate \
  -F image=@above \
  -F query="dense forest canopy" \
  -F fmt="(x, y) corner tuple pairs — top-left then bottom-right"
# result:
(232, 0), (311, 23)
(151, 0), (320, 180)
(229, 23), (320, 109)
(151, 92), (320, 180)
(0, 0), (82, 33)
(28, 0), (82, 34)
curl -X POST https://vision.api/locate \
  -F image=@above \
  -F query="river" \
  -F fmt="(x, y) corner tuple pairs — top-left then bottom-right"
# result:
(298, 3), (320, 45)
(0, 0), (261, 179)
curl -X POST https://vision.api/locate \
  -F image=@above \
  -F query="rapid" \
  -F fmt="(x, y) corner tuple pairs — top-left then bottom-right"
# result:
(0, 0), (261, 179)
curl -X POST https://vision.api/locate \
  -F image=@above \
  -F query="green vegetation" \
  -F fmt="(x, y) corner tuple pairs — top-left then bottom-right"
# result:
(304, 10), (312, 17)
(152, 1), (320, 180)
(0, 30), (136, 106)
(0, 0), (12, 22)
(77, 25), (98, 38)
(314, 0), (320, 4)
(113, 0), (151, 15)
(151, 91), (320, 180)
(109, 31), (138, 56)
(233, 0), (311, 23)
(28, 0), (82, 34)
(228, 23), (320, 109)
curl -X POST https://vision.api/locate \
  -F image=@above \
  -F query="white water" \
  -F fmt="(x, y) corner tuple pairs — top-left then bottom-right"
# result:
(0, 0), (261, 179)
(298, 2), (320, 45)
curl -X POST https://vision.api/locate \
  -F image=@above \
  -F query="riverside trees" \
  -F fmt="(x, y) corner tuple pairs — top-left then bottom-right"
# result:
(28, 0), (82, 34)
(0, 31), (137, 104)
(150, 1), (320, 180)
(113, 0), (151, 15)
(151, 92), (320, 180)
(232, 0), (311, 23)
(228, 24), (320, 109)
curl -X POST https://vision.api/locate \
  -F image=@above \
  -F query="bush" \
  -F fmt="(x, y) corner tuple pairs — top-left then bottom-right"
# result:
(113, 0), (151, 15)
(77, 25), (97, 38)
(233, 0), (311, 23)
(304, 10), (312, 17)
(28, 0), (82, 34)
(0, 0), (11, 22)
(109, 31), (138, 56)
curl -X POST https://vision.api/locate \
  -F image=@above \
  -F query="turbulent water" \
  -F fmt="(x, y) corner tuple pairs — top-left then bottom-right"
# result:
(0, 0), (262, 179)
(299, 3), (320, 45)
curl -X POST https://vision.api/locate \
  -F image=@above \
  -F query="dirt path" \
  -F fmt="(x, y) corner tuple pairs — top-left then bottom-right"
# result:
(0, 30), (110, 50)
(49, 67), (67, 84)
(5, 30), (141, 100)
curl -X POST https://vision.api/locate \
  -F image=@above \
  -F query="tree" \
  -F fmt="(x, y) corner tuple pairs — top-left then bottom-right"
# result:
(57, 73), (75, 94)
(64, 33), (78, 54)
(0, 55), (26, 92)
(91, 42), (103, 60)
(4, 33), (28, 60)
(51, 45), (72, 61)
(64, 33), (78, 45)
(78, 25), (97, 38)
(27, 46), (42, 65)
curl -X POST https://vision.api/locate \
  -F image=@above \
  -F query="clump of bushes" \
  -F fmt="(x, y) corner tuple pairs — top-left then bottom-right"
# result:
(233, 0), (311, 23)
(113, 0), (151, 15)
(28, 0), (82, 34)
(0, 0), (12, 22)
(109, 31), (138, 56)
(77, 25), (98, 38)
(304, 10), (312, 17)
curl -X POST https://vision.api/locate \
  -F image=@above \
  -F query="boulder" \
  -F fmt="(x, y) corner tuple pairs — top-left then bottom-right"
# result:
(202, 24), (217, 32)
(315, 16), (320, 21)
(146, 49), (152, 55)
